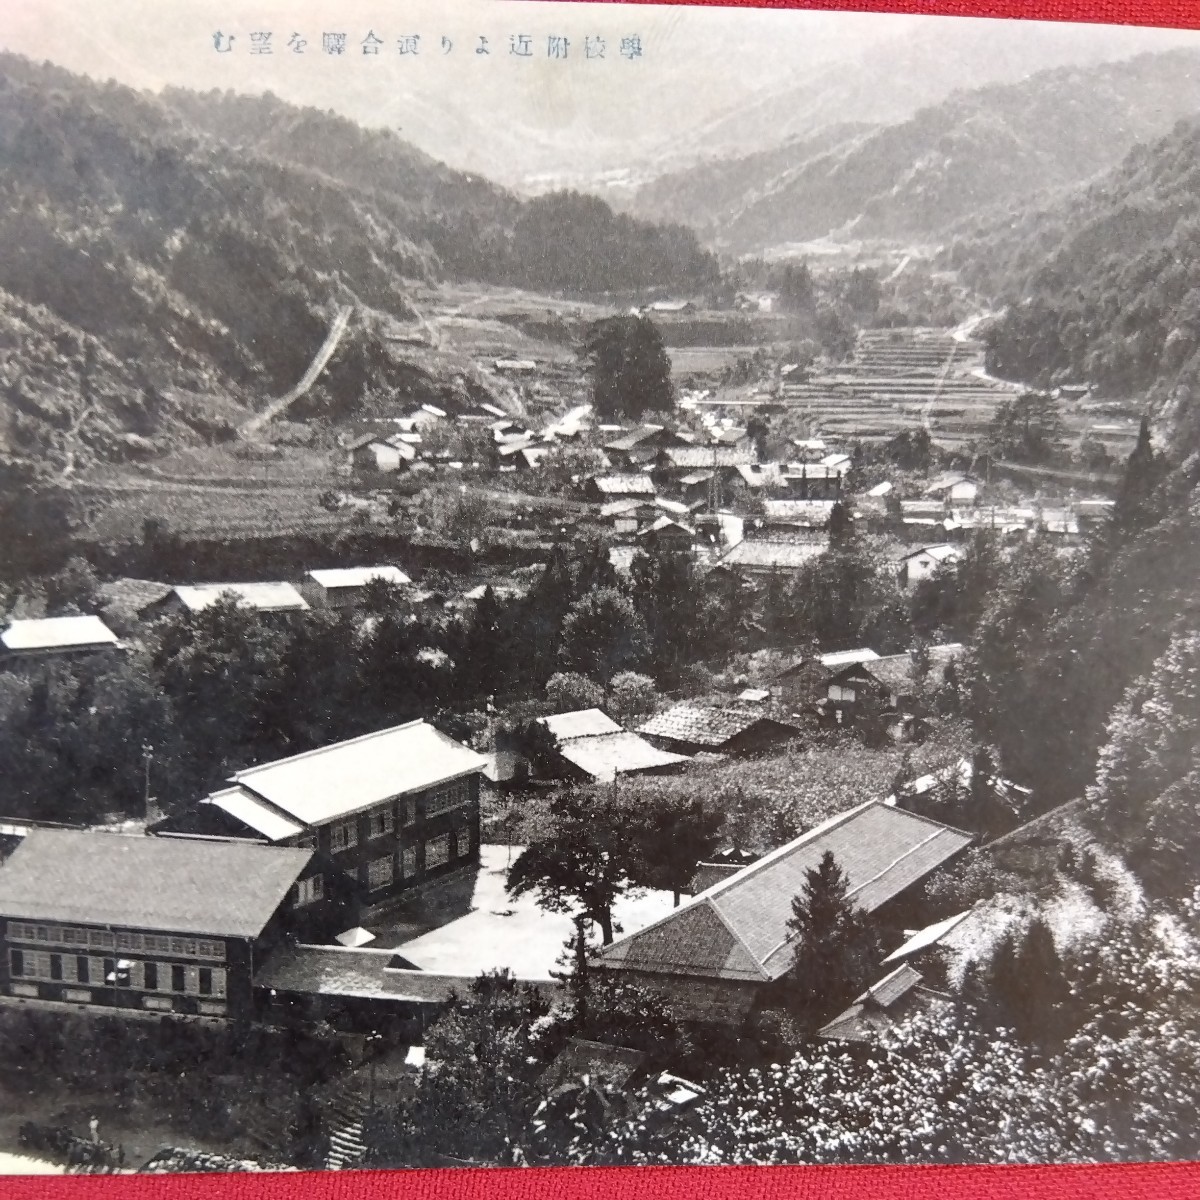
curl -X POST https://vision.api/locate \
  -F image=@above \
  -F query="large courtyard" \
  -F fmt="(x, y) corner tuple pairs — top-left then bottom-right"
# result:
(367, 844), (677, 980)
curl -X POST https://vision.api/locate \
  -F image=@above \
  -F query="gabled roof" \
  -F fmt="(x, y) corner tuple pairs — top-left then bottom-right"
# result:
(556, 732), (690, 782)
(1, 615), (120, 652)
(537, 709), (623, 742)
(599, 802), (972, 983)
(774, 648), (879, 679)
(228, 720), (486, 827)
(859, 644), (964, 692)
(924, 473), (978, 494)
(166, 582), (310, 614)
(307, 566), (411, 591)
(882, 910), (974, 964)
(204, 786), (306, 843)
(816, 963), (929, 1041)
(0, 830), (311, 939)
(603, 425), (667, 452)
(637, 703), (797, 750)
(590, 474), (656, 497)
(719, 541), (825, 572)
(659, 446), (757, 470)
(638, 516), (694, 539)
(900, 543), (960, 564)
(762, 499), (836, 523)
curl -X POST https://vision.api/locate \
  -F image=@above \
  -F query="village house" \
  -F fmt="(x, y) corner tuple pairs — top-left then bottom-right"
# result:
(637, 703), (801, 758)
(757, 499), (837, 537)
(711, 540), (825, 580)
(302, 566), (412, 611)
(816, 962), (948, 1043)
(595, 801), (974, 1023)
(152, 720), (486, 923)
(584, 473), (657, 503)
(0, 830), (325, 1021)
(602, 426), (691, 471)
(924, 473), (980, 507)
(533, 708), (690, 783)
(790, 438), (828, 463)
(823, 643), (964, 726)
(0, 615), (122, 666)
(772, 648), (881, 707)
(636, 517), (696, 555)
(653, 445), (758, 493)
(780, 463), (844, 501)
(897, 544), (962, 588)
(95, 578), (174, 632)
(347, 432), (419, 475)
(145, 582), (311, 621)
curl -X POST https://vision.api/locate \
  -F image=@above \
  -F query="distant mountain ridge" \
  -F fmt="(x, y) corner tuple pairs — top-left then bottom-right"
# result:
(948, 115), (1200, 460)
(0, 56), (716, 466)
(631, 49), (1200, 255)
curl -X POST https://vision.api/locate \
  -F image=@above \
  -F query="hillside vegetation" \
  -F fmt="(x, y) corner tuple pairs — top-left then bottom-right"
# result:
(950, 117), (1200, 460)
(0, 56), (716, 466)
(632, 49), (1200, 254)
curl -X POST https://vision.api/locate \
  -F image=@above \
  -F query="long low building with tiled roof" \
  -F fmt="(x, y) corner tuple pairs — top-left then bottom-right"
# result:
(596, 801), (973, 1022)
(637, 703), (801, 757)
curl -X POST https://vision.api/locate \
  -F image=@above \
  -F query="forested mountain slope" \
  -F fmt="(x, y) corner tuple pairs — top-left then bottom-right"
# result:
(632, 49), (1200, 254)
(952, 116), (1200, 458)
(0, 56), (716, 465)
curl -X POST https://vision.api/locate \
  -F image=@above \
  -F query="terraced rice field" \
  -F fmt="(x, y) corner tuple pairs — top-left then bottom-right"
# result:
(779, 327), (1021, 448)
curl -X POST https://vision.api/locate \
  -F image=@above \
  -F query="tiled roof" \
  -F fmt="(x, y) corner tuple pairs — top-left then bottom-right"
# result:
(96, 578), (173, 620)
(637, 704), (795, 750)
(1, 615), (120, 652)
(763, 500), (837, 523)
(0, 830), (311, 939)
(591, 474), (656, 496)
(604, 426), (665, 452)
(228, 719), (486, 827)
(557, 732), (690, 782)
(599, 802), (973, 982)
(538, 709), (623, 742)
(816, 964), (930, 1041)
(774, 649), (879, 680)
(660, 446), (757, 469)
(253, 944), (504, 1004)
(851, 644), (964, 692)
(168, 582), (311, 613)
(720, 541), (826, 572)
(307, 566), (412, 590)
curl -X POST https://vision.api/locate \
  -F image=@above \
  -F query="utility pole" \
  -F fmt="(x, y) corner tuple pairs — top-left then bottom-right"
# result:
(141, 743), (154, 825)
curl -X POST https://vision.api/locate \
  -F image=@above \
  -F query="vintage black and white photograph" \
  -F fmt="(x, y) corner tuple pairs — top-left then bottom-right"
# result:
(0, 0), (1198, 1174)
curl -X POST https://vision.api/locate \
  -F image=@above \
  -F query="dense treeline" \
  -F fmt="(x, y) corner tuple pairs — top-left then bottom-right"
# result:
(0, 55), (718, 464)
(951, 115), (1200, 452)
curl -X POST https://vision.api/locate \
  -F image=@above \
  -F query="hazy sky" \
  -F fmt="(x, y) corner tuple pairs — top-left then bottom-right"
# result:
(3, 1), (1197, 186)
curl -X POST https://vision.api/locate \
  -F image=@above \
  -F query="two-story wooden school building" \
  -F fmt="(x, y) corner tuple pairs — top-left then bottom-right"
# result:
(0, 831), (321, 1020)
(152, 719), (487, 922)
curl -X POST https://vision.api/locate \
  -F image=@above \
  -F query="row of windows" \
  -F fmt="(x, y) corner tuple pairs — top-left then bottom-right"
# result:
(366, 830), (472, 890)
(6, 924), (226, 961)
(325, 783), (471, 851)
(425, 779), (472, 817)
(10, 951), (227, 998)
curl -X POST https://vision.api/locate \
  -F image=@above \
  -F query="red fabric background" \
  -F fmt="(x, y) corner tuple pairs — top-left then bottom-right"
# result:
(568, 0), (1200, 29)
(14, 0), (1200, 1196)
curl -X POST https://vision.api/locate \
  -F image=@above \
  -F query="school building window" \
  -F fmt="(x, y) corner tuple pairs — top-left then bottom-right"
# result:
(367, 856), (394, 891)
(403, 797), (418, 826)
(295, 875), (324, 905)
(401, 847), (417, 878)
(329, 818), (359, 852)
(368, 807), (395, 839)
(425, 834), (450, 870)
(425, 779), (471, 817)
